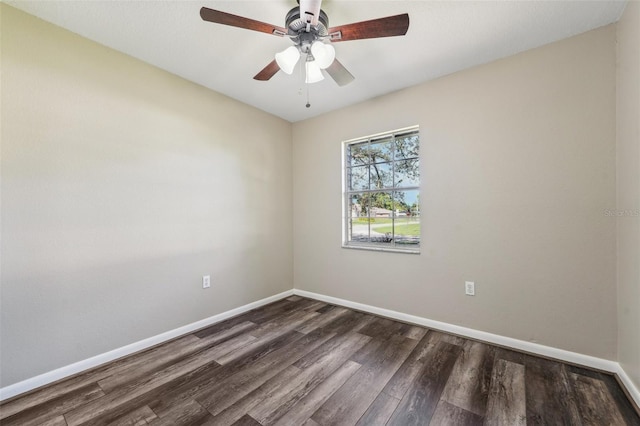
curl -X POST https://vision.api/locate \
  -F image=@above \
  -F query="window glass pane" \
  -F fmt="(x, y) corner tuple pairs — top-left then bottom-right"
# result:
(349, 165), (369, 190)
(349, 194), (369, 243)
(368, 191), (394, 244)
(394, 159), (420, 188)
(393, 190), (420, 247)
(348, 142), (369, 166)
(370, 138), (393, 163)
(369, 162), (393, 190)
(394, 133), (419, 160)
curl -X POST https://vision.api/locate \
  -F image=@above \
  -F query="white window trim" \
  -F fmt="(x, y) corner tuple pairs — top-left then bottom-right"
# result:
(341, 125), (420, 254)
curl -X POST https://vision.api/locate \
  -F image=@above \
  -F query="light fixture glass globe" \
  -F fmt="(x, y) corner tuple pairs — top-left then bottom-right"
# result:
(305, 60), (324, 83)
(275, 46), (300, 75)
(310, 41), (336, 69)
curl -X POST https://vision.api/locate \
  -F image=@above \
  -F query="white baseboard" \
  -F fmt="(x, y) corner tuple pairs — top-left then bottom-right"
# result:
(0, 289), (294, 402)
(293, 288), (640, 409)
(616, 364), (640, 412)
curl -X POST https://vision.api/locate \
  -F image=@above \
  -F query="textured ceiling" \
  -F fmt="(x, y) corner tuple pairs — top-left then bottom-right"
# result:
(7, 0), (627, 122)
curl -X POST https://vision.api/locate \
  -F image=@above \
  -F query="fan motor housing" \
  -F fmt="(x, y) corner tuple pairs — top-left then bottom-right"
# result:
(285, 6), (329, 50)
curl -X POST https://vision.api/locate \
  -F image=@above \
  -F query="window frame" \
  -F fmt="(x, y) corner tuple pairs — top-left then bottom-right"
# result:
(341, 125), (421, 254)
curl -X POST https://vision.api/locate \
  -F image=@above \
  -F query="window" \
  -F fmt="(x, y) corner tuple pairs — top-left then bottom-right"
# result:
(343, 126), (420, 253)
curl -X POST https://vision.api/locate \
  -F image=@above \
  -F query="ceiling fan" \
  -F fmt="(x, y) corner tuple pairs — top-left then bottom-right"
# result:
(200, 1), (409, 87)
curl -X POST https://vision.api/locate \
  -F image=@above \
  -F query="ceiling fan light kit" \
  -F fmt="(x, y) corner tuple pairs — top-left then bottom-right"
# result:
(310, 41), (335, 69)
(275, 40), (335, 82)
(305, 59), (324, 84)
(275, 46), (300, 75)
(200, 1), (409, 93)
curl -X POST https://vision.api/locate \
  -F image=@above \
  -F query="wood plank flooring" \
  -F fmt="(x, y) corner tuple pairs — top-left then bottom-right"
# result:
(1, 296), (639, 426)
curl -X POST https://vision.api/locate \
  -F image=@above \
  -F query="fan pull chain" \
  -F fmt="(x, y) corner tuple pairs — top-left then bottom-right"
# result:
(300, 53), (310, 108)
(298, 57), (304, 97)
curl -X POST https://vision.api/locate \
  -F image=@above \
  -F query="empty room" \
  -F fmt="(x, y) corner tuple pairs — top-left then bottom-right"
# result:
(1, 0), (639, 425)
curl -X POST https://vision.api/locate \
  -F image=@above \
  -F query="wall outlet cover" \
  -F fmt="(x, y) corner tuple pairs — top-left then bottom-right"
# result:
(465, 281), (475, 296)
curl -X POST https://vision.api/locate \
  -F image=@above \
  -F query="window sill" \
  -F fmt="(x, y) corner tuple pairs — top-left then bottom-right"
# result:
(341, 244), (420, 255)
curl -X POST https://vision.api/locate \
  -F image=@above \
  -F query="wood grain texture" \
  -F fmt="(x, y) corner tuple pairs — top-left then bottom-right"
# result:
(148, 331), (301, 419)
(571, 373), (628, 425)
(1, 296), (638, 426)
(484, 359), (527, 426)
(37, 416), (67, 426)
(0, 383), (104, 426)
(358, 317), (411, 341)
(108, 404), (158, 425)
(311, 334), (419, 425)
(211, 366), (302, 426)
(253, 60), (280, 81)
(355, 391), (400, 426)
(248, 333), (370, 425)
(273, 360), (361, 426)
(195, 329), (336, 416)
(382, 333), (435, 400)
(230, 414), (262, 426)
(64, 343), (225, 426)
(440, 340), (495, 416)
(524, 355), (581, 425)
(147, 398), (212, 426)
(328, 14), (410, 42)
(0, 339), (168, 420)
(199, 7), (286, 36)
(386, 341), (462, 426)
(301, 418), (321, 426)
(403, 325), (428, 341)
(97, 335), (203, 393)
(429, 400), (483, 425)
(424, 329), (467, 347)
(295, 306), (350, 334)
(320, 310), (376, 335)
(567, 364), (640, 426)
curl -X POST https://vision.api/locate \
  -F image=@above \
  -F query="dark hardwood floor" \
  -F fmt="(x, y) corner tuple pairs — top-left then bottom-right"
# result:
(1, 296), (639, 425)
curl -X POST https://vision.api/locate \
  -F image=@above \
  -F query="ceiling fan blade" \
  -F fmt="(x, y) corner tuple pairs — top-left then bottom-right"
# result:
(254, 60), (280, 81)
(325, 59), (354, 86)
(299, 0), (322, 28)
(200, 7), (287, 37)
(328, 13), (409, 42)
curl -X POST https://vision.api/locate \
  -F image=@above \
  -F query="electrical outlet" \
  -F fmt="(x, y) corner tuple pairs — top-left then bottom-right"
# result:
(202, 275), (211, 289)
(465, 281), (475, 296)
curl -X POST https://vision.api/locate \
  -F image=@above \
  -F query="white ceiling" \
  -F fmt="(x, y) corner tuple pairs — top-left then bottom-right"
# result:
(7, 0), (627, 122)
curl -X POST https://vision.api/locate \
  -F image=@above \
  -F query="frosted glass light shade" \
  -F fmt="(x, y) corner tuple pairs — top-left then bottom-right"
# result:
(305, 60), (324, 83)
(275, 46), (300, 75)
(310, 41), (335, 69)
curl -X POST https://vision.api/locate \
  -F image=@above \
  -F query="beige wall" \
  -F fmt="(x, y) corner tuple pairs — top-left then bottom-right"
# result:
(293, 25), (618, 360)
(616, 1), (640, 391)
(0, 5), (292, 387)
